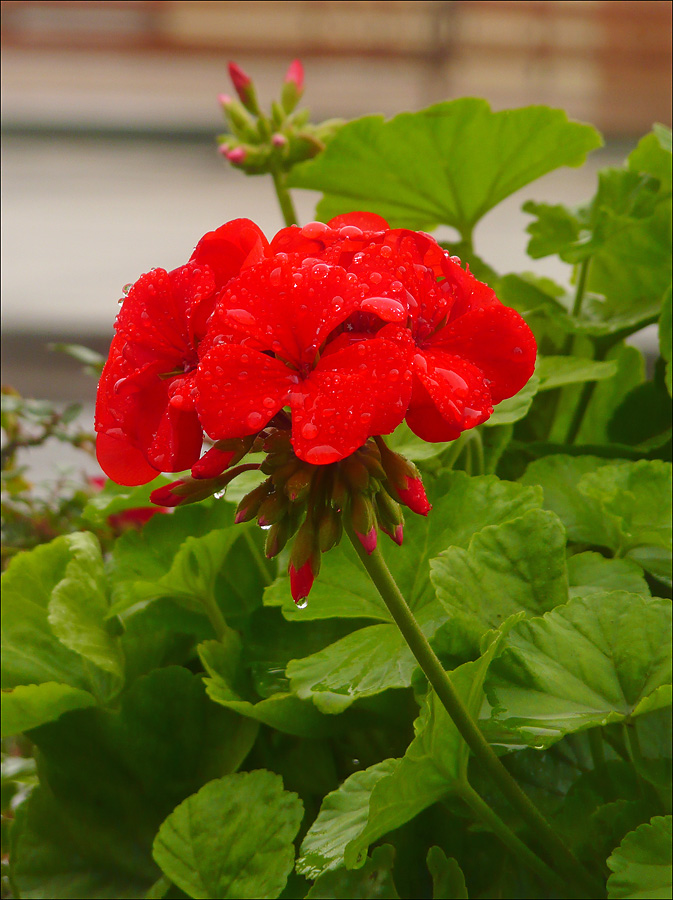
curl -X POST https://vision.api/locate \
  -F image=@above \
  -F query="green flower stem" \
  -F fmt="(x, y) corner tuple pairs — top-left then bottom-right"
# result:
(345, 525), (603, 899)
(200, 590), (232, 643)
(458, 784), (571, 895)
(271, 168), (299, 227)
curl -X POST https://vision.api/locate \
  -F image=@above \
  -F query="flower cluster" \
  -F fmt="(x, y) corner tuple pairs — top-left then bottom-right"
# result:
(96, 213), (536, 601)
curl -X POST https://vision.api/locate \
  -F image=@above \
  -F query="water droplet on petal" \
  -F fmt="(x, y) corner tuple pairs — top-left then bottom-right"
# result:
(339, 225), (363, 239)
(305, 444), (338, 464)
(227, 308), (257, 327)
(301, 422), (319, 440)
(246, 411), (264, 429)
(263, 397), (276, 409)
(361, 296), (406, 322)
(269, 267), (282, 287)
(360, 412), (371, 424)
(368, 272), (383, 285)
(295, 598), (308, 609)
(513, 346), (523, 355)
(301, 221), (332, 240)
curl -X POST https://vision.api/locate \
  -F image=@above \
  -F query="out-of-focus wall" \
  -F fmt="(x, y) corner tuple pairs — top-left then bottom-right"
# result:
(2, 0), (671, 134)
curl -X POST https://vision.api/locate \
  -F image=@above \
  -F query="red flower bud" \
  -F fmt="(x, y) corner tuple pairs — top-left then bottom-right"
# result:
(289, 558), (314, 605)
(396, 476), (431, 516)
(224, 146), (246, 164)
(228, 61), (260, 114)
(284, 59), (304, 91)
(191, 446), (237, 480)
(150, 480), (191, 508)
(280, 59), (304, 114)
(271, 133), (288, 148)
(356, 525), (378, 556)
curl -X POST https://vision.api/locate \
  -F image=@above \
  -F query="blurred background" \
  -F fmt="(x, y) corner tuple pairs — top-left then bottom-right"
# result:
(2, 0), (672, 471)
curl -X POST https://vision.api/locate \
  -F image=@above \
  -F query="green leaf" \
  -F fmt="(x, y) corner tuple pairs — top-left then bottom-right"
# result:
(660, 287), (672, 397)
(48, 533), (124, 693)
(628, 127), (672, 192)
(567, 551), (651, 599)
(288, 100), (602, 237)
(199, 638), (333, 738)
(486, 592), (672, 748)
(1, 682), (95, 738)
(484, 375), (539, 426)
(579, 460), (672, 584)
(11, 667), (257, 899)
(426, 847), (468, 900)
(265, 472), (542, 621)
(386, 421), (448, 463)
(607, 815), (672, 900)
(431, 509), (569, 650)
(536, 356), (618, 391)
(344, 622), (517, 868)
(297, 760), (398, 879)
(285, 611), (445, 714)
(1, 537), (83, 691)
(152, 770), (303, 900)
(306, 845), (399, 899)
(520, 454), (626, 547)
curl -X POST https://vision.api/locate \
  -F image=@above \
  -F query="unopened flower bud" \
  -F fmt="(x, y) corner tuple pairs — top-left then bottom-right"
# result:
(271, 132), (288, 148)
(228, 61), (260, 114)
(219, 95), (258, 141)
(375, 437), (432, 516)
(317, 505), (342, 552)
(350, 493), (376, 553)
(284, 465), (313, 503)
(191, 438), (251, 480)
(289, 518), (321, 604)
(257, 489), (288, 527)
(340, 454), (370, 493)
(289, 558), (315, 605)
(150, 478), (213, 508)
(235, 477), (273, 524)
(265, 517), (292, 558)
(281, 59), (304, 113)
(223, 146), (247, 164)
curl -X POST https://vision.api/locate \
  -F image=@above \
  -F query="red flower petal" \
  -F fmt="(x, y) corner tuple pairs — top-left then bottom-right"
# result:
(290, 336), (413, 464)
(196, 343), (298, 440)
(96, 432), (161, 486)
(202, 258), (365, 368)
(407, 349), (493, 442)
(190, 218), (269, 287)
(431, 304), (537, 404)
(327, 212), (390, 232)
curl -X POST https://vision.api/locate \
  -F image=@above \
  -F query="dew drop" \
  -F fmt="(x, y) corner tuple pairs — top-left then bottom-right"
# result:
(301, 422), (319, 440)
(269, 267), (282, 287)
(368, 272), (383, 285)
(311, 263), (330, 278)
(295, 598), (309, 609)
(227, 308), (257, 327)
(301, 221), (331, 240)
(513, 346), (523, 355)
(339, 225), (363, 239)
(238, 371), (248, 380)
(246, 411), (264, 429)
(390, 280), (403, 292)
(305, 444), (338, 464)
(361, 296), (405, 322)
(380, 245), (392, 258)
(388, 368), (399, 381)
(360, 412), (371, 424)
(263, 397), (276, 409)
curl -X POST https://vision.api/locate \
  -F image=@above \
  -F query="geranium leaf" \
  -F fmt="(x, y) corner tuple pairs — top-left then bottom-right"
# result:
(305, 845), (399, 899)
(486, 592), (672, 748)
(11, 667), (257, 899)
(152, 770), (303, 900)
(659, 286), (672, 397)
(1, 682), (96, 739)
(567, 551), (651, 598)
(426, 847), (468, 900)
(607, 816), (672, 900)
(288, 100), (601, 238)
(536, 356), (618, 391)
(48, 532), (124, 694)
(297, 760), (398, 879)
(1, 537), (86, 691)
(486, 375), (540, 426)
(576, 343), (646, 445)
(628, 126), (672, 192)
(431, 509), (569, 651)
(199, 638), (333, 738)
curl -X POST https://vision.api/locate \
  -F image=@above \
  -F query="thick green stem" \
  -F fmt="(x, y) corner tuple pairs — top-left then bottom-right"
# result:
(271, 168), (299, 227)
(200, 591), (232, 642)
(345, 526), (603, 898)
(459, 784), (573, 895)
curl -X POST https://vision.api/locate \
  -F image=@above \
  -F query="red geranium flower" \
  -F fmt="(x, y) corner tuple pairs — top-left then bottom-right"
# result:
(95, 219), (268, 485)
(194, 253), (414, 464)
(269, 215), (536, 442)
